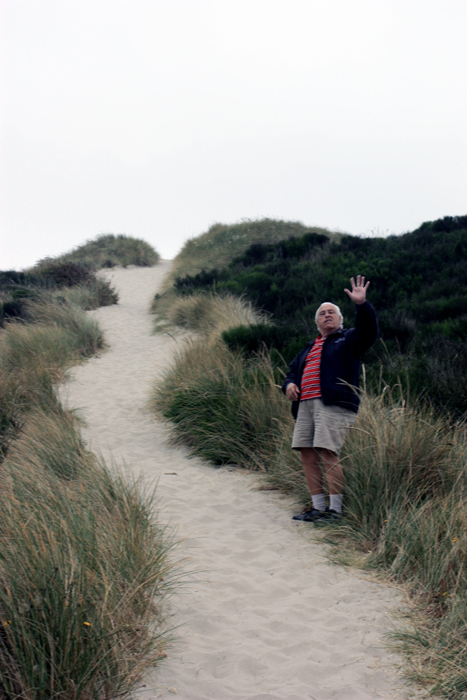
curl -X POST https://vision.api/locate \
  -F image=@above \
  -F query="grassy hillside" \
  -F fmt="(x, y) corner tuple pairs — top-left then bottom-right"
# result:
(150, 214), (467, 697)
(1, 232), (160, 326)
(164, 218), (337, 289)
(41, 232), (160, 269)
(0, 236), (175, 698)
(171, 215), (467, 414)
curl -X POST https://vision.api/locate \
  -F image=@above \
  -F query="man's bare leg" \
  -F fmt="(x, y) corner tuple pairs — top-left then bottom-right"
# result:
(299, 448), (344, 517)
(321, 448), (344, 514)
(300, 447), (323, 495)
(321, 448), (344, 494)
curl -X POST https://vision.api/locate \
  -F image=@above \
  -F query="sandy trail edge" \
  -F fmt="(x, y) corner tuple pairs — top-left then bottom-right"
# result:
(59, 264), (424, 700)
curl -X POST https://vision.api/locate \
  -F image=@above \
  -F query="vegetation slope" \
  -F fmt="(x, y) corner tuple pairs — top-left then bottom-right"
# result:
(43, 232), (160, 269)
(174, 215), (467, 415)
(150, 215), (467, 698)
(164, 218), (336, 289)
(0, 236), (175, 699)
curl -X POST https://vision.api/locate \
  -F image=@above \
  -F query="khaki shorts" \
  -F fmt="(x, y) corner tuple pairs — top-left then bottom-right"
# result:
(292, 398), (356, 455)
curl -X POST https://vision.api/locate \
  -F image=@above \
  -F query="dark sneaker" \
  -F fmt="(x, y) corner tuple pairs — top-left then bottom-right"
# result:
(314, 508), (344, 525)
(292, 508), (325, 522)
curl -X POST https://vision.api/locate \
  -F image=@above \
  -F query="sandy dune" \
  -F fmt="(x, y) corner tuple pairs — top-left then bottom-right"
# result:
(59, 264), (423, 700)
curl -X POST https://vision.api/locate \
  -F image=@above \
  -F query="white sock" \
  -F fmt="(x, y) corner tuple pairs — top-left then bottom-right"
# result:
(311, 493), (326, 512)
(329, 494), (343, 513)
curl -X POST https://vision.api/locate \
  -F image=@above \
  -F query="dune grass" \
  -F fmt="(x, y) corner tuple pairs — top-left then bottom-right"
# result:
(42, 233), (160, 270)
(54, 277), (119, 310)
(152, 290), (267, 336)
(0, 408), (175, 699)
(151, 339), (290, 472)
(0, 259), (176, 697)
(1, 262), (119, 330)
(150, 282), (467, 697)
(164, 218), (336, 290)
(24, 299), (106, 357)
(0, 306), (105, 458)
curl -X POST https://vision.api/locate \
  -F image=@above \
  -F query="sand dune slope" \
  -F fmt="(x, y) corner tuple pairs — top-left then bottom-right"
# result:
(59, 264), (423, 700)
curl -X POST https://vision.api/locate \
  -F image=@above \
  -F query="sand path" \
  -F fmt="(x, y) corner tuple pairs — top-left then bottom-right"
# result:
(59, 264), (422, 700)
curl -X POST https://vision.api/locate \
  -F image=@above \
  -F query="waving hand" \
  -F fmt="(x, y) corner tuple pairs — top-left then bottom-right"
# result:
(344, 275), (370, 305)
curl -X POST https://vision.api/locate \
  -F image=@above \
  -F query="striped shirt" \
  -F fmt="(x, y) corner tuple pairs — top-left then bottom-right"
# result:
(300, 335), (325, 401)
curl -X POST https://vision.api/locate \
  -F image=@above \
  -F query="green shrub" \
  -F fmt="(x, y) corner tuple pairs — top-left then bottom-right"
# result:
(166, 215), (467, 414)
(33, 260), (93, 287)
(165, 218), (336, 290)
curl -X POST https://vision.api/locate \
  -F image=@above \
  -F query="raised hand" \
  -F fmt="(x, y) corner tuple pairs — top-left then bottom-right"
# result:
(344, 275), (370, 305)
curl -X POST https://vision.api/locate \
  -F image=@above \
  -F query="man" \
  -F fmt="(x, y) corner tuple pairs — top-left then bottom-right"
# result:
(282, 275), (378, 523)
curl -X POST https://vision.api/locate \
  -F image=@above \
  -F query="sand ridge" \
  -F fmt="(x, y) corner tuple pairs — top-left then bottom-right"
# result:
(59, 264), (423, 700)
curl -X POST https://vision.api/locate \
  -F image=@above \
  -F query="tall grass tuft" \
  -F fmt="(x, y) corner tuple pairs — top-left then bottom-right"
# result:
(59, 277), (118, 309)
(340, 388), (465, 544)
(152, 290), (267, 335)
(25, 299), (105, 357)
(0, 408), (175, 699)
(151, 340), (287, 470)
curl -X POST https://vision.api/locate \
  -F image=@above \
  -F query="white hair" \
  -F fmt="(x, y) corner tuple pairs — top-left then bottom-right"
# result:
(315, 302), (344, 329)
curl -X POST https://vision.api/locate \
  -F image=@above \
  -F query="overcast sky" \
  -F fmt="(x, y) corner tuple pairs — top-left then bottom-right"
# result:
(1, 0), (466, 269)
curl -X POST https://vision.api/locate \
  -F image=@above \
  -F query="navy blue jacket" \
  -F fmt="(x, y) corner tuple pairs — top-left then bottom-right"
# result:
(281, 301), (378, 418)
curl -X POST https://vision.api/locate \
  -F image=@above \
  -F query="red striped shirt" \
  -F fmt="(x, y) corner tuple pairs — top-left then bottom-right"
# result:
(300, 336), (325, 401)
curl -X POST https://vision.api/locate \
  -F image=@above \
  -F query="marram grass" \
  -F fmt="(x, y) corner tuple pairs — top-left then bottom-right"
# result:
(152, 290), (267, 336)
(37, 233), (160, 270)
(0, 271), (177, 698)
(0, 409), (176, 699)
(150, 288), (467, 699)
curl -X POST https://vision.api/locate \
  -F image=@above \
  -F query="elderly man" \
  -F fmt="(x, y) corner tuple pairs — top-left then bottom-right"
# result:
(282, 275), (378, 523)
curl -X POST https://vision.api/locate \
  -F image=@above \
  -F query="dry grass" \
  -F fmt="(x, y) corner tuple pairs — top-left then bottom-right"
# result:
(152, 290), (268, 336)
(0, 408), (176, 699)
(151, 338), (291, 472)
(149, 281), (467, 696)
(0, 288), (177, 698)
(38, 233), (160, 270)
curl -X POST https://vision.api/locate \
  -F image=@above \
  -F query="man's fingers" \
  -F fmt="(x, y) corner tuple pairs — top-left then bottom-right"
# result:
(350, 275), (370, 289)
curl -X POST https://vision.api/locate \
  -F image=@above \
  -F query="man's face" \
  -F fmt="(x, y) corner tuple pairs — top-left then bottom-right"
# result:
(316, 303), (341, 337)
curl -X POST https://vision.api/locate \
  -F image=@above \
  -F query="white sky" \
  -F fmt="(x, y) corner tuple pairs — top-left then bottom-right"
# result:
(1, 0), (466, 269)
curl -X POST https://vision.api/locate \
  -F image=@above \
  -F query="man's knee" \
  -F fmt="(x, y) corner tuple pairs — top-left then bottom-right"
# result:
(300, 447), (320, 466)
(321, 447), (338, 460)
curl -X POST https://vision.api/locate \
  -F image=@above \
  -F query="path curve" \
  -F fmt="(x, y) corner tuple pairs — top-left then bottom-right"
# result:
(60, 264), (422, 700)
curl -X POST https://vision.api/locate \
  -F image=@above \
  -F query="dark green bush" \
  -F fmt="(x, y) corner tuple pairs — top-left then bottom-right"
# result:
(34, 260), (93, 287)
(170, 214), (467, 414)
